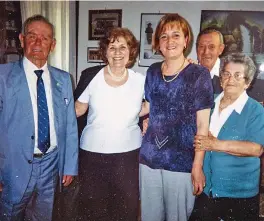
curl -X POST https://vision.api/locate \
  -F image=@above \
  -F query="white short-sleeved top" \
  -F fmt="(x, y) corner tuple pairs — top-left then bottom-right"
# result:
(78, 68), (145, 153)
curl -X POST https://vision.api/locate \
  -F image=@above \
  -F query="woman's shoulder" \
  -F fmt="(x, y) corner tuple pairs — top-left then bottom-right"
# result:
(128, 68), (146, 82)
(85, 67), (105, 89)
(240, 97), (264, 122)
(187, 63), (210, 74)
(246, 97), (264, 113)
(185, 63), (211, 81)
(149, 61), (163, 69)
(145, 62), (162, 79)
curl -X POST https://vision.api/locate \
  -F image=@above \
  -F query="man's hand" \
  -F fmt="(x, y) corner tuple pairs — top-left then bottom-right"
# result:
(191, 164), (205, 196)
(62, 175), (74, 187)
(186, 58), (198, 64)
(0, 182), (3, 192)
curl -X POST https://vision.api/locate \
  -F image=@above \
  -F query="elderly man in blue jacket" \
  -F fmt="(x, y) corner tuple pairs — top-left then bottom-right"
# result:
(0, 14), (78, 221)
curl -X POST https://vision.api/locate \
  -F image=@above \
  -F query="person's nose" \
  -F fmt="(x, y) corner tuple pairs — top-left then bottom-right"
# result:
(114, 48), (122, 54)
(35, 36), (42, 45)
(167, 35), (174, 44)
(227, 74), (236, 83)
(203, 46), (210, 54)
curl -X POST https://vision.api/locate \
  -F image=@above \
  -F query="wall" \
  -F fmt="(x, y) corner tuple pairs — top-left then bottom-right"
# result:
(77, 1), (264, 81)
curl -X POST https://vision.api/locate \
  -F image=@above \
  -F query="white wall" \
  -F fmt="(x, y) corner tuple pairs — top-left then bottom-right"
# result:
(77, 1), (264, 81)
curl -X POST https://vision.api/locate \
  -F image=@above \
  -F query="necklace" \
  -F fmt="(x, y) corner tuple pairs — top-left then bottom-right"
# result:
(107, 65), (127, 81)
(162, 58), (186, 83)
(219, 97), (233, 111)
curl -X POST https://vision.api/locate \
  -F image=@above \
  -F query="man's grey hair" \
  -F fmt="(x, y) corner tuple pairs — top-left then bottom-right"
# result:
(196, 28), (224, 47)
(22, 14), (55, 38)
(220, 53), (256, 84)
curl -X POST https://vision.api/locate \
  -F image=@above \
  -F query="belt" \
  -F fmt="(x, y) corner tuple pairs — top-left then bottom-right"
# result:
(33, 147), (57, 158)
(33, 152), (46, 158)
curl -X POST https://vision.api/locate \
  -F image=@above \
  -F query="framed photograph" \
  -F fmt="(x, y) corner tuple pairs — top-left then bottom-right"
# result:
(89, 9), (122, 40)
(138, 13), (165, 67)
(200, 10), (264, 73)
(87, 47), (104, 63)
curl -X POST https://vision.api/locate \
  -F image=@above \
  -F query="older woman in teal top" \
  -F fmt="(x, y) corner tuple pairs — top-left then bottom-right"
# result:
(190, 53), (264, 221)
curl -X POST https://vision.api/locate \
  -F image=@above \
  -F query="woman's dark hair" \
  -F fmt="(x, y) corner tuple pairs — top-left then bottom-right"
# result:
(99, 27), (139, 68)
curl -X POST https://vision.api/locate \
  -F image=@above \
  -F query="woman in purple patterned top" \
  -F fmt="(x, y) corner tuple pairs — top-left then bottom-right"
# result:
(139, 14), (214, 221)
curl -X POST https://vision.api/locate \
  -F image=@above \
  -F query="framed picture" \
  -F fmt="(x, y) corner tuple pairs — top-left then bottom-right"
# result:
(138, 13), (165, 67)
(87, 47), (104, 63)
(200, 10), (264, 73)
(89, 9), (122, 40)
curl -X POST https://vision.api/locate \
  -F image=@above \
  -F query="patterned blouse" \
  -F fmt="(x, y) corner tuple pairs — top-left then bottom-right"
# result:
(140, 62), (214, 173)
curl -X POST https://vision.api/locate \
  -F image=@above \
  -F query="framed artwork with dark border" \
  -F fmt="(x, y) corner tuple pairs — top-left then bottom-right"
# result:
(87, 47), (104, 63)
(200, 10), (264, 75)
(138, 13), (165, 67)
(89, 9), (122, 40)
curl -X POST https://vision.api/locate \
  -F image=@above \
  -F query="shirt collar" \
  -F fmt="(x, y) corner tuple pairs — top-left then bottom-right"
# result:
(214, 90), (248, 114)
(210, 57), (220, 79)
(23, 57), (48, 74)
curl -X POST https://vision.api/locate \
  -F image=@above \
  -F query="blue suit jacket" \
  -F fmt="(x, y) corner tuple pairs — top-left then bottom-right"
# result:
(0, 60), (78, 204)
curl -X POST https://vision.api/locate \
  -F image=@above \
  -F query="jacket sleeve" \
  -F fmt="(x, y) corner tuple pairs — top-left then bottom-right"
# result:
(63, 74), (79, 176)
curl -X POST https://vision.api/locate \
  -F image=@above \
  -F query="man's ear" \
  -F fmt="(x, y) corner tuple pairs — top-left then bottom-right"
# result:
(19, 34), (24, 48)
(218, 43), (225, 56)
(50, 38), (56, 52)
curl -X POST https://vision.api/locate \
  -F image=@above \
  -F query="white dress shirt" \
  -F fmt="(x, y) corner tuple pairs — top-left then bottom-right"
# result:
(210, 57), (220, 79)
(209, 91), (249, 137)
(78, 68), (145, 154)
(23, 57), (57, 153)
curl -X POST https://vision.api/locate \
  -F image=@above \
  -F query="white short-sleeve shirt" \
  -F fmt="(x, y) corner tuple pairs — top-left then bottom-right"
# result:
(78, 68), (145, 153)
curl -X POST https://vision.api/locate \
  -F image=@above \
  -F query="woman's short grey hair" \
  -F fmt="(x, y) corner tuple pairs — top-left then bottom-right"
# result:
(22, 14), (55, 38)
(220, 53), (256, 84)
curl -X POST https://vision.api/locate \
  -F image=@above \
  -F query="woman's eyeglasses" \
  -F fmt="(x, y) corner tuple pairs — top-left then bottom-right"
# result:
(220, 71), (245, 81)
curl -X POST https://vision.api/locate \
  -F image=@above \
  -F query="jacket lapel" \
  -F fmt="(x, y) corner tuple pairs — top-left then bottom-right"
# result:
(8, 61), (34, 125)
(48, 66), (63, 135)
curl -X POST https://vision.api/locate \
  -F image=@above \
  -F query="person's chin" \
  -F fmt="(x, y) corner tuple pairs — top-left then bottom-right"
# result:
(224, 86), (236, 93)
(201, 60), (212, 67)
(112, 62), (126, 67)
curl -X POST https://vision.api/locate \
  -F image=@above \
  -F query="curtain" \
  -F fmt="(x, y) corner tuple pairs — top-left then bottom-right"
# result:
(20, 1), (70, 72)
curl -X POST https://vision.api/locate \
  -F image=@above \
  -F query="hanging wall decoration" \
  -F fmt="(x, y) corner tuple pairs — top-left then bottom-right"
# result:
(89, 9), (122, 40)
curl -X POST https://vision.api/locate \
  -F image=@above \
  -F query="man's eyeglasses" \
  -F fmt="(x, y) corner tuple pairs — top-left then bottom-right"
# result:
(220, 71), (245, 81)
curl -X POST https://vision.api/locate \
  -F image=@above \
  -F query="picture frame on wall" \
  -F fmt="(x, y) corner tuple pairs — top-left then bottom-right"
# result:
(87, 47), (104, 63)
(138, 13), (165, 67)
(200, 10), (264, 74)
(89, 9), (122, 40)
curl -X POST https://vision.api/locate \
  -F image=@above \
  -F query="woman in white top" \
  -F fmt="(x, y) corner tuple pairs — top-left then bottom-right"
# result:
(75, 27), (145, 221)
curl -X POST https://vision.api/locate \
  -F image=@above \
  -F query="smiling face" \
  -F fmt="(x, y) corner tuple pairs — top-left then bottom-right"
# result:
(197, 32), (225, 71)
(106, 36), (130, 69)
(220, 62), (249, 97)
(158, 24), (188, 60)
(19, 21), (56, 68)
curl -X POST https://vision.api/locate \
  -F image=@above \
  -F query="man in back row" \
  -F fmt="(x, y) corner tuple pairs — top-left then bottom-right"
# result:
(197, 27), (264, 104)
(196, 28), (225, 94)
(0, 14), (78, 221)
